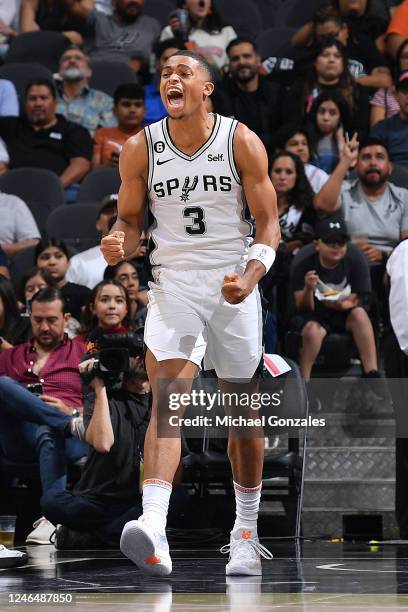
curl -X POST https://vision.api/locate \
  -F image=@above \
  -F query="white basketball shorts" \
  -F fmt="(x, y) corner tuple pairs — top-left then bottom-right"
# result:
(144, 264), (263, 380)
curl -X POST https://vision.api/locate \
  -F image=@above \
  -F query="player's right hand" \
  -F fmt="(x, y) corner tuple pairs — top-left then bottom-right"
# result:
(305, 270), (319, 290)
(100, 231), (125, 265)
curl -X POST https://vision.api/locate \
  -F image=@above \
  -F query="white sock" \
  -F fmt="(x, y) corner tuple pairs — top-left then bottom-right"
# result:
(142, 478), (172, 534)
(232, 481), (262, 536)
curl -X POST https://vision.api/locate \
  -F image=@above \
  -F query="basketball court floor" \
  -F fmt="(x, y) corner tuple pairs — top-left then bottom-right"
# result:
(2, 540), (408, 611)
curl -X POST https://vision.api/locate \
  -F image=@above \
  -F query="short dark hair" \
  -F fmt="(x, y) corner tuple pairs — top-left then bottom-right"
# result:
(226, 37), (257, 57)
(313, 11), (345, 29)
(154, 38), (186, 60)
(358, 136), (390, 157)
(104, 259), (139, 281)
(169, 50), (213, 80)
(113, 83), (145, 106)
(25, 78), (57, 100)
(19, 266), (55, 302)
(31, 287), (66, 313)
(35, 238), (70, 263)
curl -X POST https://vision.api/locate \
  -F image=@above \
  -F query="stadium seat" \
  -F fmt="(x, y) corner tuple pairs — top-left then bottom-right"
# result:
(9, 245), (36, 289)
(89, 61), (138, 97)
(217, 0), (263, 39)
(256, 27), (297, 59)
(4, 31), (70, 72)
(284, 0), (330, 26)
(0, 63), (54, 106)
(45, 203), (101, 254)
(143, 0), (177, 27)
(390, 164), (408, 189)
(0, 168), (64, 236)
(78, 167), (121, 202)
(253, 0), (287, 29)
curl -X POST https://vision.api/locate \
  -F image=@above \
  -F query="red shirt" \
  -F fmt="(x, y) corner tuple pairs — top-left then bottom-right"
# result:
(0, 334), (86, 407)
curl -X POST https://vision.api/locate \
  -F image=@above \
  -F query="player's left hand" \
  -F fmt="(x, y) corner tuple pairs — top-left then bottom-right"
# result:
(221, 273), (253, 304)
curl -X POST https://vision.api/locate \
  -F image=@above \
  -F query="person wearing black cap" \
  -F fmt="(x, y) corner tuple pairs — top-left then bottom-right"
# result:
(371, 70), (408, 167)
(291, 216), (379, 382)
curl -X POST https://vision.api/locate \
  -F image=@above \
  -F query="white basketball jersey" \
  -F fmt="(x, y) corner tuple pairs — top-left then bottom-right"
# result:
(145, 114), (252, 269)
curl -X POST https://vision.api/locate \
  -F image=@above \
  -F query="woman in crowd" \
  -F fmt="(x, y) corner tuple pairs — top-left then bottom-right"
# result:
(371, 38), (408, 126)
(0, 274), (31, 350)
(104, 261), (147, 331)
(19, 266), (54, 312)
(307, 91), (352, 173)
(269, 151), (318, 253)
(35, 239), (90, 322)
(80, 279), (131, 342)
(160, 0), (236, 71)
(282, 38), (370, 138)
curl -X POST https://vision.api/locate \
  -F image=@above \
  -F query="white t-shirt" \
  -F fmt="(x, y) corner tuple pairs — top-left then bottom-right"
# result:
(387, 239), (408, 355)
(0, 192), (40, 244)
(160, 25), (237, 69)
(0, 0), (20, 29)
(305, 163), (329, 193)
(66, 245), (107, 289)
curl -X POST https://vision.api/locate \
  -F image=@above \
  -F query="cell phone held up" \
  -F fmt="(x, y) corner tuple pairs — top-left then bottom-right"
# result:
(26, 382), (43, 396)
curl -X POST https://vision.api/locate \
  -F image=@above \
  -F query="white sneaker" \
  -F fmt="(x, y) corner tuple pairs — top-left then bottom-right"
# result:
(221, 528), (273, 576)
(25, 517), (55, 544)
(120, 516), (172, 576)
(0, 545), (28, 568)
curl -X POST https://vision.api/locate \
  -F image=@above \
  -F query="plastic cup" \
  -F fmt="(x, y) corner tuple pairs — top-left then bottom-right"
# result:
(0, 516), (16, 547)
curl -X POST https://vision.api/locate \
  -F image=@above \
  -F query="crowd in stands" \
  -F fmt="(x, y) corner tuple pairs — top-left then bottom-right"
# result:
(1, 0), (408, 548)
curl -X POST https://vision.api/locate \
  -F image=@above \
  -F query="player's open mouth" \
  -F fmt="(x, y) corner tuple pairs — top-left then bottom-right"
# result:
(167, 88), (184, 108)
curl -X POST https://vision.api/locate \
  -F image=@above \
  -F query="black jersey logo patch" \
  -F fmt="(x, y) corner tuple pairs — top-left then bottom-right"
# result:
(180, 176), (198, 202)
(154, 141), (165, 153)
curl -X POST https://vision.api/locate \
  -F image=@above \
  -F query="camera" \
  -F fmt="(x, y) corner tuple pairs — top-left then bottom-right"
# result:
(81, 330), (145, 386)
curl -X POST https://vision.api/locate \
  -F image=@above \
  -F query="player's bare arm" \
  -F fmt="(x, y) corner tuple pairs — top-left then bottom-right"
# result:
(100, 132), (148, 266)
(222, 124), (280, 305)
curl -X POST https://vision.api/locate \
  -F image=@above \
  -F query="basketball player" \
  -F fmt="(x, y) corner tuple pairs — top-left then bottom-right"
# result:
(101, 50), (280, 577)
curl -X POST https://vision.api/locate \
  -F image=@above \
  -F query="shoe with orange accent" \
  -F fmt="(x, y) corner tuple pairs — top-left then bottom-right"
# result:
(120, 517), (172, 576)
(220, 528), (273, 576)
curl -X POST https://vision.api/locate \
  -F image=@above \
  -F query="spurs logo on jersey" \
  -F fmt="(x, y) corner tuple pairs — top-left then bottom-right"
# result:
(145, 114), (252, 269)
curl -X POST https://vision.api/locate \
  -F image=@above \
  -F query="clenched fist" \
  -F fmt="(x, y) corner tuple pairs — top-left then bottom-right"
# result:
(100, 231), (125, 265)
(221, 273), (253, 305)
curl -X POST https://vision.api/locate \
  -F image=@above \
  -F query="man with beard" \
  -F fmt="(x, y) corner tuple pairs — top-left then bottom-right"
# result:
(0, 78), (92, 200)
(0, 287), (87, 544)
(56, 46), (116, 135)
(67, 0), (160, 64)
(371, 71), (408, 168)
(315, 137), (408, 263)
(220, 38), (281, 151)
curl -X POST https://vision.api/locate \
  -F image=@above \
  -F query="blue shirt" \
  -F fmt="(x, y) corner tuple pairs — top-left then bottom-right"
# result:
(56, 85), (116, 135)
(144, 82), (167, 124)
(0, 80), (19, 117)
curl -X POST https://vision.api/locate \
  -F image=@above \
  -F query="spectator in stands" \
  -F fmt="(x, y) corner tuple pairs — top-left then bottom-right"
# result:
(161, 0), (236, 72)
(104, 261), (147, 330)
(42, 352), (186, 549)
(144, 38), (186, 124)
(292, 11), (392, 90)
(282, 39), (371, 138)
(331, 0), (388, 44)
(66, 198), (118, 289)
(315, 137), (408, 260)
(371, 71), (408, 167)
(371, 39), (408, 126)
(93, 83), (145, 167)
(0, 79), (93, 203)
(79, 279), (131, 342)
(0, 136), (9, 175)
(0, 0), (19, 57)
(21, 0), (85, 45)
(385, 0), (408, 57)
(221, 38), (281, 151)
(307, 91), (352, 173)
(0, 191), (40, 260)
(35, 239), (91, 321)
(0, 287), (87, 544)
(19, 266), (54, 312)
(269, 151), (317, 253)
(56, 45), (116, 135)
(291, 216), (379, 381)
(68, 0), (161, 64)
(0, 80), (19, 117)
(0, 275), (31, 350)
(275, 124), (330, 193)
(0, 247), (9, 278)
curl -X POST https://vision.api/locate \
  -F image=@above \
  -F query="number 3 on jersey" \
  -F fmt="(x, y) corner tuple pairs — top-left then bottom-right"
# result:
(183, 206), (206, 235)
